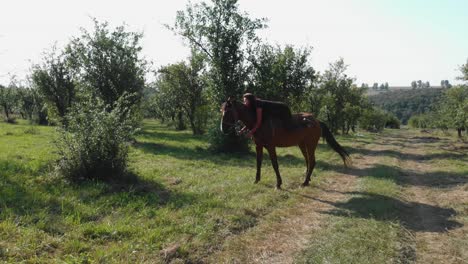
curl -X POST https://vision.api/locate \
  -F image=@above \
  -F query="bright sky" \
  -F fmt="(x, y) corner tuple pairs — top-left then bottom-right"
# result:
(1, 0), (467, 86)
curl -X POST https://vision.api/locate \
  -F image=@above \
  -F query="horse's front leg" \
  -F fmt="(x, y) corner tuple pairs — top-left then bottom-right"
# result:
(266, 146), (282, 189)
(255, 144), (263, 184)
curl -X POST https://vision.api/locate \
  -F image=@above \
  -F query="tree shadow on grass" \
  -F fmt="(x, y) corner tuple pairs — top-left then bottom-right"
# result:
(342, 163), (468, 189)
(0, 159), (197, 235)
(134, 140), (346, 170)
(304, 191), (463, 233)
(346, 145), (468, 163)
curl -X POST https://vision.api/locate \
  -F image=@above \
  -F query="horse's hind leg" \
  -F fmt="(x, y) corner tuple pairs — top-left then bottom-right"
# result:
(303, 142), (317, 186)
(266, 146), (282, 189)
(299, 143), (309, 177)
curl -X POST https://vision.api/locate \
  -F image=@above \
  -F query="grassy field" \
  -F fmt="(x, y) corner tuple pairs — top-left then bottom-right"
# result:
(1, 120), (466, 263)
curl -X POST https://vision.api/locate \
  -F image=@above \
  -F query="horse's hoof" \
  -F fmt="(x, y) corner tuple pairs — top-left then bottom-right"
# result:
(302, 182), (310, 187)
(254, 180), (260, 184)
(276, 186), (282, 190)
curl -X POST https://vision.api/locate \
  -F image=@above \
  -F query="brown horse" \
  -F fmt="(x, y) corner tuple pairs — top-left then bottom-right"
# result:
(221, 98), (351, 189)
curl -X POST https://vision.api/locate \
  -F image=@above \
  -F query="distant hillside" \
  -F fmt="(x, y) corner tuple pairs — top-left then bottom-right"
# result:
(368, 88), (446, 124)
(366, 86), (443, 96)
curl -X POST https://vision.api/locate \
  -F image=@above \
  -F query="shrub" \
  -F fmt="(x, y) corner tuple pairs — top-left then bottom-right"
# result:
(359, 108), (387, 132)
(385, 113), (400, 129)
(55, 93), (139, 181)
(207, 120), (250, 153)
(408, 114), (432, 129)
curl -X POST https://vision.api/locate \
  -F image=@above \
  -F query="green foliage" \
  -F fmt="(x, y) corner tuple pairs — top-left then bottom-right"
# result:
(408, 114), (433, 129)
(31, 47), (76, 120)
(458, 58), (468, 82)
(171, 0), (266, 102)
(171, 0), (265, 151)
(154, 51), (209, 134)
(247, 44), (316, 110)
(369, 88), (446, 124)
(55, 93), (139, 181)
(359, 108), (388, 132)
(314, 58), (370, 134)
(67, 19), (147, 110)
(437, 85), (468, 137)
(385, 113), (400, 129)
(0, 83), (20, 123)
(206, 120), (250, 153)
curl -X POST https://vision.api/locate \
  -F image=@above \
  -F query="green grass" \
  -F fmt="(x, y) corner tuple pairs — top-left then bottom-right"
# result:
(297, 129), (468, 264)
(4, 121), (464, 263)
(296, 158), (412, 264)
(0, 119), (348, 263)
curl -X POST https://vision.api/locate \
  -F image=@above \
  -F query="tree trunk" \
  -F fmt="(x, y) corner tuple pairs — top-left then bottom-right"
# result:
(176, 111), (186, 130)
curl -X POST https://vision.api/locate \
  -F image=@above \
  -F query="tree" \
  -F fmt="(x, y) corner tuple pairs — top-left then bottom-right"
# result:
(0, 79), (20, 123)
(170, 0), (266, 102)
(411, 81), (417, 89)
(424, 81), (431, 88)
(247, 44), (315, 110)
(384, 82), (389, 90)
(316, 58), (368, 134)
(67, 19), (147, 110)
(157, 51), (208, 134)
(170, 0), (266, 152)
(372, 83), (379, 90)
(438, 85), (468, 137)
(440, 80), (452, 88)
(417, 80), (423, 89)
(458, 58), (468, 83)
(31, 47), (76, 120)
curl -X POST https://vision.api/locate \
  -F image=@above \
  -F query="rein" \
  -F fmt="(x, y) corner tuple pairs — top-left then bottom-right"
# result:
(222, 104), (244, 135)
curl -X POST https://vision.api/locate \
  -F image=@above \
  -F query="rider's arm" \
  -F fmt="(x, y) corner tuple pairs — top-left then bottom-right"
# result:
(251, 107), (262, 133)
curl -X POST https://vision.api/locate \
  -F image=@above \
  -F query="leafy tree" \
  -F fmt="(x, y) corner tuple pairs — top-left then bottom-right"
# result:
(0, 79), (21, 123)
(372, 83), (379, 90)
(67, 19), (147, 110)
(417, 80), (423, 89)
(170, 0), (266, 103)
(458, 58), (468, 83)
(247, 44), (315, 110)
(31, 47), (76, 120)
(438, 85), (468, 137)
(316, 58), (368, 134)
(411, 81), (417, 89)
(157, 51), (208, 134)
(441, 80), (452, 88)
(170, 0), (266, 152)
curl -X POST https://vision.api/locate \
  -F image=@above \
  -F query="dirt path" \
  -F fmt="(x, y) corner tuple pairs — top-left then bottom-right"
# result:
(393, 133), (468, 263)
(208, 140), (379, 263)
(208, 131), (467, 263)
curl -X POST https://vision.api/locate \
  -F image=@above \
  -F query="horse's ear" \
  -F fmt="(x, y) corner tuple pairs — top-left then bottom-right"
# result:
(227, 96), (232, 102)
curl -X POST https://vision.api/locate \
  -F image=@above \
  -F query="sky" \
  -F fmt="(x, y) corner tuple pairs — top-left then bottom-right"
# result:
(1, 0), (467, 86)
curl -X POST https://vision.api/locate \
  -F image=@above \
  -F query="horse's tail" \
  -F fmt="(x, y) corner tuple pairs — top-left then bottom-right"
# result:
(319, 121), (352, 167)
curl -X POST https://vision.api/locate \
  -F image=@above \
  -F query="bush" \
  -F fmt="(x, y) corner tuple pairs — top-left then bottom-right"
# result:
(385, 113), (400, 129)
(408, 114), (432, 129)
(207, 120), (250, 153)
(55, 93), (139, 181)
(359, 108), (387, 132)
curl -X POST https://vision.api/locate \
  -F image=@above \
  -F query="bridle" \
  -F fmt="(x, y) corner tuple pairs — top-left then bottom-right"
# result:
(222, 103), (242, 134)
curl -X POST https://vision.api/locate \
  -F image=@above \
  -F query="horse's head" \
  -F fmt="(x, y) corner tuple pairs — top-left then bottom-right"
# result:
(220, 97), (240, 134)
